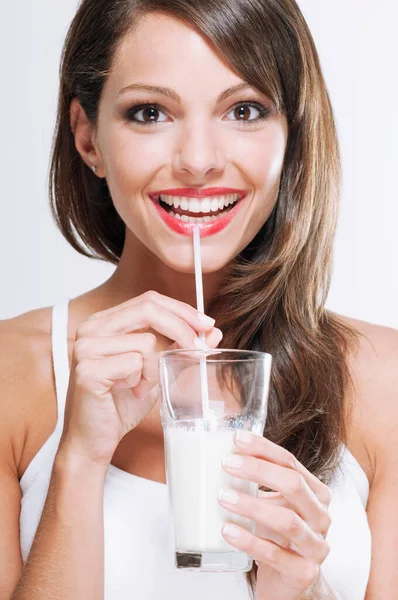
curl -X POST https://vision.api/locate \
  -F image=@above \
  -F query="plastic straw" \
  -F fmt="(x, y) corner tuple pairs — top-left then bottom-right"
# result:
(192, 225), (211, 425)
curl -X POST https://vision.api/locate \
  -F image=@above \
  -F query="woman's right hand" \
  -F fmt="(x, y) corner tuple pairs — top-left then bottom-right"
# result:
(57, 291), (223, 468)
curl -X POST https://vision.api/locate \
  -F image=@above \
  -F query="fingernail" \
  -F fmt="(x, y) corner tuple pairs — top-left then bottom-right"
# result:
(197, 312), (215, 326)
(218, 488), (239, 505)
(214, 328), (223, 342)
(222, 523), (241, 539)
(194, 337), (210, 350)
(236, 430), (252, 445)
(222, 454), (243, 469)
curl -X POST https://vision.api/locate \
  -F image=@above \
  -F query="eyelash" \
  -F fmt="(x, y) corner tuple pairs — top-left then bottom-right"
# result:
(123, 101), (271, 127)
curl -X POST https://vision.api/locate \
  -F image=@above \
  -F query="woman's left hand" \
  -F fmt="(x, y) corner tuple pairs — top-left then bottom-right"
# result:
(218, 431), (332, 600)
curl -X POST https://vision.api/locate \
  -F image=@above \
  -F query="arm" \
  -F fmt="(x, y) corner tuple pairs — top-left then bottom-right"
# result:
(0, 321), (40, 598)
(364, 470), (398, 599)
(11, 447), (107, 600)
(361, 330), (398, 598)
(0, 316), (106, 600)
(6, 294), (220, 600)
(0, 460), (23, 599)
(345, 319), (398, 598)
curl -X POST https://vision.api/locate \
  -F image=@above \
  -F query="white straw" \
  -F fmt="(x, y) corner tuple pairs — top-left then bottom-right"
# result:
(193, 225), (211, 425)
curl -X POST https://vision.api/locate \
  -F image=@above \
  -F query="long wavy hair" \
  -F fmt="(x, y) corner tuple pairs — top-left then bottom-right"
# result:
(49, 0), (360, 595)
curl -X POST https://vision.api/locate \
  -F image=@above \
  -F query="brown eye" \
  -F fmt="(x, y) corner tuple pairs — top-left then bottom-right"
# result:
(234, 105), (252, 121)
(225, 102), (270, 125)
(124, 103), (168, 126)
(140, 107), (160, 122)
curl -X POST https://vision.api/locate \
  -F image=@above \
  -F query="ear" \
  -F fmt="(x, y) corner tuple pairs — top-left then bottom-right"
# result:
(70, 97), (106, 178)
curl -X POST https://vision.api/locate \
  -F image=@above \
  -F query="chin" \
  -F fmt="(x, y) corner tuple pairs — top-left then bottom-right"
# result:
(160, 248), (232, 275)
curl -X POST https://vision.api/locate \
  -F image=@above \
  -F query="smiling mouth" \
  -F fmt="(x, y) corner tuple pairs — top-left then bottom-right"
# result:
(154, 193), (241, 223)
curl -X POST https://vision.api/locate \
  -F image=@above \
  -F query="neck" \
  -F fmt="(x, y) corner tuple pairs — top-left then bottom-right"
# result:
(94, 232), (225, 314)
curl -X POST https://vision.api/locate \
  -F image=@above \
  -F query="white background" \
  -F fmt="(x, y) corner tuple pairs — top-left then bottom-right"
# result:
(1, 0), (397, 327)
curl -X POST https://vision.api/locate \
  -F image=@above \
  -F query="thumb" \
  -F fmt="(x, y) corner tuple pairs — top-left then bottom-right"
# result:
(167, 341), (180, 350)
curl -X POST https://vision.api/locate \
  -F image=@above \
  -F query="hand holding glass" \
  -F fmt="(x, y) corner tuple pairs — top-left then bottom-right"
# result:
(159, 348), (272, 572)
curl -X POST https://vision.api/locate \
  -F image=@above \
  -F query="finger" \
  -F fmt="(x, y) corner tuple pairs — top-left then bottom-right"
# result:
(74, 329), (222, 363)
(74, 353), (143, 396)
(257, 490), (287, 505)
(87, 291), (216, 332)
(73, 329), (223, 400)
(77, 301), (220, 350)
(217, 490), (330, 563)
(233, 432), (332, 508)
(254, 492), (292, 542)
(204, 327), (223, 347)
(73, 333), (159, 399)
(221, 453), (332, 536)
(221, 523), (321, 593)
(164, 326), (223, 351)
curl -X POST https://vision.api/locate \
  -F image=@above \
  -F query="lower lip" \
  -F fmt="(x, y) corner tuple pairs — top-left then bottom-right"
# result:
(150, 196), (246, 237)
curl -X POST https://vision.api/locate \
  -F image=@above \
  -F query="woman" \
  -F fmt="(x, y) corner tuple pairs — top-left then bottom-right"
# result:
(1, 0), (397, 598)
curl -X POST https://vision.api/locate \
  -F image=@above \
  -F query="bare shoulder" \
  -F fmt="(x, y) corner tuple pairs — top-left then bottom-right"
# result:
(339, 313), (398, 359)
(336, 313), (398, 486)
(0, 306), (56, 478)
(338, 313), (398, 397)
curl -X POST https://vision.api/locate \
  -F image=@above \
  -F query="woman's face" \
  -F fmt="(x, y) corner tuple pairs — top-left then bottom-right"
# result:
(92, 12), (288, 273)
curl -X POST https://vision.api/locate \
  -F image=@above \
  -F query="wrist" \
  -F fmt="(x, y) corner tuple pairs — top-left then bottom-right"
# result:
(54, 441), (110, 482)
(44, 443), (108, 524)
(299, 574), (336, 600)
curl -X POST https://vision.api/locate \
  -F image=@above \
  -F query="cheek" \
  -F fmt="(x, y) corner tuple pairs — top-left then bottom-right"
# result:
(266, 135), (286, 185)
(242, 125), (286, 191)
(101, 128), (167, 201)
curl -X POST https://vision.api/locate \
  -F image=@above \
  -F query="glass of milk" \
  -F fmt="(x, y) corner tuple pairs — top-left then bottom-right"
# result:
(158, 348), (272, 572)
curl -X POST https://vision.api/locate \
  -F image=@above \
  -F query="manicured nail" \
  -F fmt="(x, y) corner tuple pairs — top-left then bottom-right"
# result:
(236, 430), (252, 445)
(222, 524), (241, 539)
(197, 312), (215, 326)
(222, 454), (243, 469)
(214, 328), (223, 342)
(218, 488), (239, 505)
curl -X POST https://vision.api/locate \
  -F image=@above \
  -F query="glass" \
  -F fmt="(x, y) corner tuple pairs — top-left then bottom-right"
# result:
(159, 348), (272, 572)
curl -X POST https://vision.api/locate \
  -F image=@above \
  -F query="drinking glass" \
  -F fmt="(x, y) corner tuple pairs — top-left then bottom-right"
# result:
(159, 348), (272, 572)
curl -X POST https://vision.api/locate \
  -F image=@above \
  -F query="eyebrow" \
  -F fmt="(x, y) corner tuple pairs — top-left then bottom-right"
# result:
(117, 81), (254, 103)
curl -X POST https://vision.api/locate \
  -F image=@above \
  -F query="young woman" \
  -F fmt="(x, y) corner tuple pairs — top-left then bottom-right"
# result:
(1, 1), (397, 599)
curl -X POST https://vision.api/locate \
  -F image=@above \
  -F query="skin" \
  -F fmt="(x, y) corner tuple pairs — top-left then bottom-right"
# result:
(70, 11), (288, 305)
(1, 11), (398, 600)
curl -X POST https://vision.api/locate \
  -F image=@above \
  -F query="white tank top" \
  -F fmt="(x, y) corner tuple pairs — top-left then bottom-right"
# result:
(19, 300), (372, 599)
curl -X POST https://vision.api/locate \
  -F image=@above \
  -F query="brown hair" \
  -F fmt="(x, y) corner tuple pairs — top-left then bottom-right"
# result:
(49, 0), (359, 596)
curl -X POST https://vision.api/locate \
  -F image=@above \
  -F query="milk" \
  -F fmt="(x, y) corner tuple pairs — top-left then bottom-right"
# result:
(164, 426), (258, 553)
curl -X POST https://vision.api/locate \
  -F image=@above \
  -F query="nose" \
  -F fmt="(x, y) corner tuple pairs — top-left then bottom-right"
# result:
(172, 120), (225, 180)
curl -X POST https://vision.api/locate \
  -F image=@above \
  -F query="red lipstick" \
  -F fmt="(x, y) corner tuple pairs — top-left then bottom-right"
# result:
(148, 188), (247, 237)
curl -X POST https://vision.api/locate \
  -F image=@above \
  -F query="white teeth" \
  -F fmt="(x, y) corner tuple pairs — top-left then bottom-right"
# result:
(181, 215), (205, 223)
(169, 211), (218, 223)
(211, 197), (219, 212)
(200, 198), (211, 213)
(159, 193), (240, 214)
(189, 198), (201, 213)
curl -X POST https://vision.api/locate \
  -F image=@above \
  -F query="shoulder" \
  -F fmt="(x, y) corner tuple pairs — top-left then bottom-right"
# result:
(337, 313), (398, 396)
(338, 313), (398, 360)
(0, 306), (54, 380)
(334, 312), (398, 485)
(0, 307), (54, 476)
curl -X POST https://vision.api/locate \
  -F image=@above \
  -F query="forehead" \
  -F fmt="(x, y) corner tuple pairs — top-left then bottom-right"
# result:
(107, 12), (244, 96)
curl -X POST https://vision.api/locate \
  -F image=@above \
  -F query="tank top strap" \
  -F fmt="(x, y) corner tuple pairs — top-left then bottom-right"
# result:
(51, 299), (70, 432)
